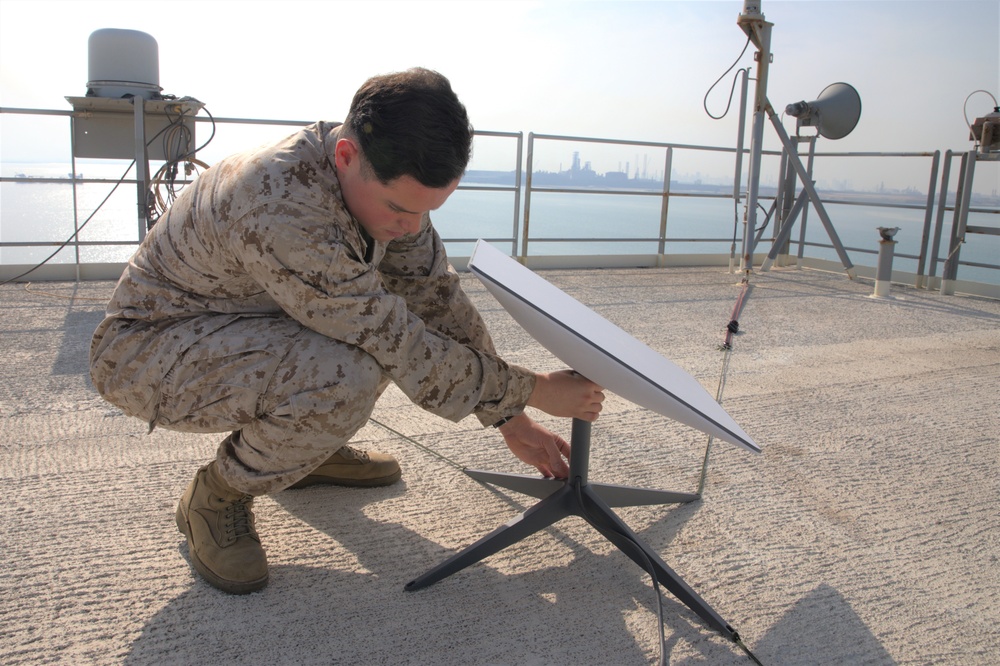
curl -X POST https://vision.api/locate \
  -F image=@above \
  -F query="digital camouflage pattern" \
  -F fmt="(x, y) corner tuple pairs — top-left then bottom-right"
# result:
(90, 122), (534, 494)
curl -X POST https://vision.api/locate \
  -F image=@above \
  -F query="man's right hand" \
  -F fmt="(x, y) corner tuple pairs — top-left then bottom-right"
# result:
(526, 369), (605, 422)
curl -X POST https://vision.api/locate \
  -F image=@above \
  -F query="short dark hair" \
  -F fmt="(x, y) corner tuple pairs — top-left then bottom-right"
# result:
(343, 68), (474, 188)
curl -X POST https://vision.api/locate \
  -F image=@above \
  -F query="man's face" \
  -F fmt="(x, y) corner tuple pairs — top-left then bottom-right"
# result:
(335, 137), (459, 243)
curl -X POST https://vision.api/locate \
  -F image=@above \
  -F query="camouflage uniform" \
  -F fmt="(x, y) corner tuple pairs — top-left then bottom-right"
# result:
(90, 122), (534, 495)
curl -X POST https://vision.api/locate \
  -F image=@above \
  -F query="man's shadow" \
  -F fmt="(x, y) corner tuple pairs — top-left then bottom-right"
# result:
(277, 476), (744, 664)
(124, 469), (751, 665)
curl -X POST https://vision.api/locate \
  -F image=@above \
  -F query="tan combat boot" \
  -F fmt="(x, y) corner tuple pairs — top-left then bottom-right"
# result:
(288, 445), (401, 489)
(175, 462), (269, 594)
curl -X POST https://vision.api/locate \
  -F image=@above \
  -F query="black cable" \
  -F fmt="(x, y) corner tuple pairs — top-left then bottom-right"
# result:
(736, 637), (765, 665)
(574, 482), (668, 666)
(715, 37), (754, 262)
(148, 100), (215, 226)
(703, 36), (752, 120)
(0, 160), (135, 286)
(728, 167), (743, 264)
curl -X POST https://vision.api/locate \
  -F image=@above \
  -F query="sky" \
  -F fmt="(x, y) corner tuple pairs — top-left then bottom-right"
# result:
(1, 0), (998, 194)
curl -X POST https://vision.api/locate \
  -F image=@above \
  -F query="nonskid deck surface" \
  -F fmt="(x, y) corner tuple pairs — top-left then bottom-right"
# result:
(2, 266), (998, 665)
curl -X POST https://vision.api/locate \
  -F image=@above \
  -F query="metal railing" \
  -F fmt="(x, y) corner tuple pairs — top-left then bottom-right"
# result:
(1, 105), (997, 293)
(521, 132), (754, 260)
(508, 132), (997, 295)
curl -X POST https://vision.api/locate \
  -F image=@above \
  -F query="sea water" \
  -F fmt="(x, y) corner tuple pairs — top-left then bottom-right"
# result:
(2, 162), (997, 285)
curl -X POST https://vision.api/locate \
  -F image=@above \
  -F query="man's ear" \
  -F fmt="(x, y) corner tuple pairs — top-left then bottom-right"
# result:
(334, 137), (359, 171)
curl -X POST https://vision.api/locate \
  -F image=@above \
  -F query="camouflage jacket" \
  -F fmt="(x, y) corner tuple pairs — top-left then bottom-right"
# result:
(90, 122), (534, 427)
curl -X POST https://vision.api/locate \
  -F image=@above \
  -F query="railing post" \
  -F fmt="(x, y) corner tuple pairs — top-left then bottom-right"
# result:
(511, 132), (524, 258)
(69, 114), (82, 281)
(941, 150), (976, 295)
(928, 150), (954, 287)
(133, 96), (151, 240)
(657, 147), (672, 258)
(520, 133), (535, 262)
(915, 150), (940, 289)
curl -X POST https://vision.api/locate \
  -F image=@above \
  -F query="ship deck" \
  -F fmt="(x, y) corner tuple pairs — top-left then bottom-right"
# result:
(2, 265), (998, 665)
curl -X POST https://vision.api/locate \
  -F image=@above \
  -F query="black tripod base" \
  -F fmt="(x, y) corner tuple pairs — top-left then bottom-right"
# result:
(404, 420), (739, 643)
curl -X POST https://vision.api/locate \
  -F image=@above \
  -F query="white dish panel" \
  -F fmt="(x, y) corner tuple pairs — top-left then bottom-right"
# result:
(468, 240), (759, 453)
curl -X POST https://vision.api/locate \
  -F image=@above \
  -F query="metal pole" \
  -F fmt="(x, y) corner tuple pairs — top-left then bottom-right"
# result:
(741, 108), (766, 271)
(730, 68), (749, 273)
(915, 150), (940, 289)
(795, 136), (817, 267)
(941, 149), (976, 295)
(760, 188), (808, 272)
(520, 133), (535, 262)
(512, 132), (524, 257)
(928, 150), (954, 287)
(657, 147), (673, 257)
(738, 13), (773, 273)
(69, 115), (82, 281)
(733, 68), (749, 202)
(133, 96), (151, 239)
(774, 137), (794, 266)
(568, 418), (592, 484)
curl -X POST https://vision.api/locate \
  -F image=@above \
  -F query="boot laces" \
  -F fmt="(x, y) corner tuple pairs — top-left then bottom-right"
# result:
(225, 495), (256, 539)
(338, 445), (371, 463)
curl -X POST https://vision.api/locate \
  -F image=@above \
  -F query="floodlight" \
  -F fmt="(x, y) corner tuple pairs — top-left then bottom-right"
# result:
(785, 82), (862, 140)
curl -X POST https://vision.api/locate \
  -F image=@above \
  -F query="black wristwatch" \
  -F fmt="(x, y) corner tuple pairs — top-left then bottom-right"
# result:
(492, 415), (515, 429)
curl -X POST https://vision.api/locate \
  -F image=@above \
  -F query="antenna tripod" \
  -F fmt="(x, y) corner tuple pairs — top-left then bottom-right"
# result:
(405, 418), (742, 644)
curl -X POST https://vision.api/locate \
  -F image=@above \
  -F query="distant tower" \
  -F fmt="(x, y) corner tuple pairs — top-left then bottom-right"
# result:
(572, 151), (581, 172)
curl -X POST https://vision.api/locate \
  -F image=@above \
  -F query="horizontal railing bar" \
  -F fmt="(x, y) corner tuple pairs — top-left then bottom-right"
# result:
(966, 225), (999, 236)
(0, 240), (139, 247)
(0, 106), (75, 117)
(456, 185), (520, 192)
(521, 237), (734, 243)
(809, 150), (942, 158)
(524, 187), (761, 199)
(196, 116), (313, 127)
(821, 197), (940, 211)
(528, 131), (779, 155)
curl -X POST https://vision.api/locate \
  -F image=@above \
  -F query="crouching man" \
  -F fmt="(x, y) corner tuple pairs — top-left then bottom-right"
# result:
(90, 68), (604, 594)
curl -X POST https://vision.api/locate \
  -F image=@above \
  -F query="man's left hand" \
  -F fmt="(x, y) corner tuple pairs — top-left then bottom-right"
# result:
(497, 413), (572, 478)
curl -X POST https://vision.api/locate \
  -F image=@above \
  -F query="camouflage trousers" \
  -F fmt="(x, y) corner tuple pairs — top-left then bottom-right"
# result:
(151, 315), (386, 495)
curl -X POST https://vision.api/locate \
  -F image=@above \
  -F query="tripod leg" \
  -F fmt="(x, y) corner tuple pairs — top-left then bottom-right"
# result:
(405, 485), (574, 591)
(464, 468), (564, 500)
(766, 103), (855, 277)
(578, 486), (737, 641)
(588, 482), (699, 507)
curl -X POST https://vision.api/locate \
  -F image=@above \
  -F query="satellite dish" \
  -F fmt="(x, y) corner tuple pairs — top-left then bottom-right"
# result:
(785, 82), (861, 140)
(468, 240), (760, 453)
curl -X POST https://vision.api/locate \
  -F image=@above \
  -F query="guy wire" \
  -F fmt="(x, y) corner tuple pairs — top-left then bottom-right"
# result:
(697, 275), (752, 497)
(368, 417), (467, 472)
